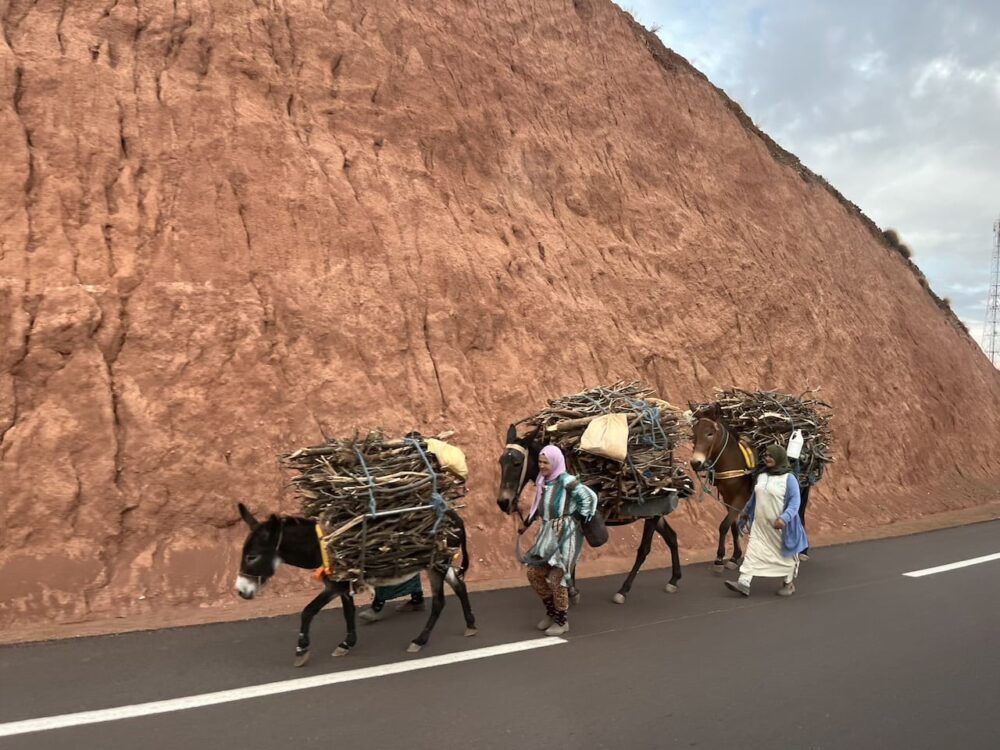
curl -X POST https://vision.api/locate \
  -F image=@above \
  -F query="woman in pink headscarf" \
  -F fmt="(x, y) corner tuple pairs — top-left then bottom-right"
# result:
(520, 444), (598, 635)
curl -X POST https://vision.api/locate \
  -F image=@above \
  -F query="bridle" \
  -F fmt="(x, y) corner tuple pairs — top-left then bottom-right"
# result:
(693, 420), (753, 521)
(241, 519), (285, 588)
(501, 443), (532, 525)
(697, 419), (731, 476)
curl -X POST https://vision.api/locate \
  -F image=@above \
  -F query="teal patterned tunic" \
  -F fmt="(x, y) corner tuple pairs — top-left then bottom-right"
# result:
(524, 474), (598, 587)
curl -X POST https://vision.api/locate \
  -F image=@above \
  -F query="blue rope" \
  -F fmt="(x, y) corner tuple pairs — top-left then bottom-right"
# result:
(645, 404), (668, 448)
(353, 446), (378, 516)
(627, 399), (668, 449)
(406, 437), (447, 533)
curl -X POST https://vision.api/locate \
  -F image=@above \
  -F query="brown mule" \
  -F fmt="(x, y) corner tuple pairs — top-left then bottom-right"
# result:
(690, 411), (757, 573)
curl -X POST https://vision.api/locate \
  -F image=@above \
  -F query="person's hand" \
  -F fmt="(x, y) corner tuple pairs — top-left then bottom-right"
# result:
(773, 517), (786, 530)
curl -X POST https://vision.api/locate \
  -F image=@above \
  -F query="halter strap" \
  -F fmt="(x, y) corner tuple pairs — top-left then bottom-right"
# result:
(699, 421), (731, 475)
(504, 443), (531, 518)
(250, 519), (285, 587)
(274, 519), (285, 554)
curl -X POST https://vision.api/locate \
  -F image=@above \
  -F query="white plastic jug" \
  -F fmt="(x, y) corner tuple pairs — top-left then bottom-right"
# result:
(787, 429), (804, 460)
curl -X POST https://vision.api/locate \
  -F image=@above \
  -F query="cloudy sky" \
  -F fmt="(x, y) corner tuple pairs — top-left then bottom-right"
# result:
(619, 0), (999, 354)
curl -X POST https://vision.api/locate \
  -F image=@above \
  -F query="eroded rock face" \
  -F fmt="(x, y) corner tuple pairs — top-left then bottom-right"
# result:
(2, 0), (998, 628)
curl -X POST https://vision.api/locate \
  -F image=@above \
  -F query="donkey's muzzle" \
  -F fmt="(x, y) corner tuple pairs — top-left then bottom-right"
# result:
(235, 574), (259, 600)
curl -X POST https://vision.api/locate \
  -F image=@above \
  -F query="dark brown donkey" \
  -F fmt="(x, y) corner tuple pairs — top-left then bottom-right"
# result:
(496, 425), (684, 604)
(234, 503), (477, 665)
(689, 408), (758, 572)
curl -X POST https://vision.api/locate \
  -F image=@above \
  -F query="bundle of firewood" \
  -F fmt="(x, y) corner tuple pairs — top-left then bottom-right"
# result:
(521, 382), (692, 517)
(693, 388), (834, 479)
(280, 430), (465, 582)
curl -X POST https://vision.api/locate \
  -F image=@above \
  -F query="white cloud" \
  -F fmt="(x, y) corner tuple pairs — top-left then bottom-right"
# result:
(616, 0), (1000, 335)
(852, 51), (888, 79)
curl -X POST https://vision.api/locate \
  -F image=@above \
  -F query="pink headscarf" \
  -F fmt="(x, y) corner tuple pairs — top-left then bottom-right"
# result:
(530, 444), (568, 518)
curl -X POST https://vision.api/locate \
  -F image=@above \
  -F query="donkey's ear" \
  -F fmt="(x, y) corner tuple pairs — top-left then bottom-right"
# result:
(257, 514), (281, 539)
(506, 424), (518, 443)
(237, 502), (259, 529)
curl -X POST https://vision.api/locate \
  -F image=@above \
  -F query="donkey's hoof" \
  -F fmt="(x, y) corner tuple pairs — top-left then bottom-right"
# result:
(724, 560), (740, 571)
(293, 651), (310, 668)
(612, 593), (626, 605)
(407, 642), (423, 654)
(664, 583), (679, 594)
(464, 627), (478, 637)
(712, 564), (725, 575)
(332, 645), (351, 657)
(570, 592), (582, 606)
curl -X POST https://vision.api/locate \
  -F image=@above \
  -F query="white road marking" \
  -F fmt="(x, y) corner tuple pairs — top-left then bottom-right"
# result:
(903, 552), (1000, 578)
(0, 637), (564, 738)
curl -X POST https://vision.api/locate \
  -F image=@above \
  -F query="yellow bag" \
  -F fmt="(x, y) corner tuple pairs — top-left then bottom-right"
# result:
(426, 439), (469, 480)
(579, 413), (629, 462)
(645, 397), (682, 413)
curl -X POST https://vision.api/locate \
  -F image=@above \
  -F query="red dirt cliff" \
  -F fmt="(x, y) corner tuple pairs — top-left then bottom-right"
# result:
(2, 0), (999, 632)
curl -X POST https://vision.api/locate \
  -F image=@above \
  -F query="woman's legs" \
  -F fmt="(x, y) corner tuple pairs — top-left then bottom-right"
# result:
(547, 567), (569, 625)
(527, 565), (571, 631)
(724, 565), (753, 596)
(777, 569), (796, 596)
(527, 565), (556, 629)
(395, 574), (425, 611)
(527, 564), (553, 599)
(359, 591), (387, 622)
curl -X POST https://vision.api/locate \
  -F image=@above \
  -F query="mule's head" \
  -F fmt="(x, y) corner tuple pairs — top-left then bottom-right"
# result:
(496, 424), (540, 514)
(234, 503), (284, 600)
(690, 417), (723, 471)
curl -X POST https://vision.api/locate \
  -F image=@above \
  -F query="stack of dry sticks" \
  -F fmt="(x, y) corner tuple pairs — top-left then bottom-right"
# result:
(521, 382), (693, 517)
(694, 388), (834, 478)
(281, 430), (464, 582)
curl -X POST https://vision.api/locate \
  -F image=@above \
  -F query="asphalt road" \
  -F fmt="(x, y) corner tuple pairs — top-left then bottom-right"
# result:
(2, 520), (999, 749)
